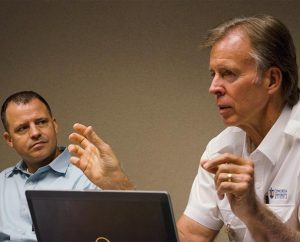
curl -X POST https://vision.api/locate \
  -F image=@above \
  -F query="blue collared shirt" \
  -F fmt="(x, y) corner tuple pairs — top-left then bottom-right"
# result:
(0, 147), (98, 241)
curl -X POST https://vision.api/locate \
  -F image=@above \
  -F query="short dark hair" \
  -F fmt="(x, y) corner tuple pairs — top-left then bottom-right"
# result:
(1, 91), (53, 131)
(204, 15), (299, 107)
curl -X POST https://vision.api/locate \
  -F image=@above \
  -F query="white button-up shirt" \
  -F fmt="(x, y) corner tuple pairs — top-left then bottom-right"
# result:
(184, 102), (300, 241)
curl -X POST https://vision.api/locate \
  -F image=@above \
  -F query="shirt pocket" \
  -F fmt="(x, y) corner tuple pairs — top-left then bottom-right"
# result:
(266, 204), (295, 223)
(219, 208), (246, 242)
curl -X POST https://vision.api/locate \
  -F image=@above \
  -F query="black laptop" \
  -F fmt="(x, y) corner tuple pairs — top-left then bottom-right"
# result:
(25, 190), (179, 242)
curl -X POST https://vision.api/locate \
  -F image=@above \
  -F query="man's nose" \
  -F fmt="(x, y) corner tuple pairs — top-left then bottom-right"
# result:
(208, 76), (225, 97)
(29, 124), (41, 139)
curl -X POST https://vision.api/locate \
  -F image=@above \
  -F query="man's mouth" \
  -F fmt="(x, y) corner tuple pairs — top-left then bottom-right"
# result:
(30, 141), (47, 149)
(218, 105), (231, 110)
(217, 105), (233, 116)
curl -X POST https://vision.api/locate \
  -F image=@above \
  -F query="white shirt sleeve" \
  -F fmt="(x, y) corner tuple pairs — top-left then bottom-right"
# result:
(184, 149), (223, 231)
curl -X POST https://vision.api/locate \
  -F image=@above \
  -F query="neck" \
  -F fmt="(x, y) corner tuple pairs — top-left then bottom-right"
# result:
(240, 102), (285, 148)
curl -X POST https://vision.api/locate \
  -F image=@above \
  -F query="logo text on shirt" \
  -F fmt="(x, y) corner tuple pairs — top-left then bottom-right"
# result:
(269, 187), (288, 200)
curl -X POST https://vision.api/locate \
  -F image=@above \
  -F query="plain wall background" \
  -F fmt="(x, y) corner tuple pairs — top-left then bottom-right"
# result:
(1, 1), (300, 241)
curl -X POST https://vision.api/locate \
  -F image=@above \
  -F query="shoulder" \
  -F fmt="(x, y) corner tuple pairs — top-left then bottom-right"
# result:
(290, 101), (300, 119)
(0, 166), (15, 177)
(208, 126), (244, 147)
(0, 166), (16, 186)
(205, 127), (245, 156)
(211, 126), (243, 140)
(285, 102), (300, 139)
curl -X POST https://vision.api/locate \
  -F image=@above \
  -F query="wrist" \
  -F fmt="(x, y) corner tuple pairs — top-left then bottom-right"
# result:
(95, 168), (135, 190)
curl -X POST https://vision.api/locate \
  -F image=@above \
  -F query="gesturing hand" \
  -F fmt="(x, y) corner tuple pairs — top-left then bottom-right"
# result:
(68, 123), (134, 190)
(201, 153), (256, 219)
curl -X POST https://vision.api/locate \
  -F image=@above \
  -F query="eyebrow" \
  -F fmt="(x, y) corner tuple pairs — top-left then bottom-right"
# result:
(14, 123), (28, 132)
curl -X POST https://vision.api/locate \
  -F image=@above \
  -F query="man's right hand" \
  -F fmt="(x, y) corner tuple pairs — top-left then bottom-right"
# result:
(68, 123), (135, 190)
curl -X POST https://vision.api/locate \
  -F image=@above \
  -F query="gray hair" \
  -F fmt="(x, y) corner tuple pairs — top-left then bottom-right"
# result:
(204, 15), (299, 107)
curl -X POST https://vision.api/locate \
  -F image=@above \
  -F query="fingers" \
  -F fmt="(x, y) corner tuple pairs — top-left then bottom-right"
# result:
(68, 122), (113, 167)
(215, 171), (253, 187)
(69, 133), (91, 149)
(201, 153), (251, 173)
(68, 143), (83, 156)
(72, 123), (89, 134)
(201, 153), (254, 200)
(67, 144), (87, 169)
(68, 138), (99, 161)
(216, 181), (250, 200)
(72, 123), (105, 148)
(69, 123), (102, 150)
(215, 162), (254, 181)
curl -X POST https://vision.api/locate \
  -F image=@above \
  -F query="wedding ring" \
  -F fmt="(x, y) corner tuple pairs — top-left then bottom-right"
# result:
(227, 173), (232, 182)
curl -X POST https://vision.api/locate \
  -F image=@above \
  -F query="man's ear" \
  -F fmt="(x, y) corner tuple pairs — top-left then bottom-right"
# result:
(265, 66), (282, 94)
(3, 131), (13, 148)
(53, 118), (58, 134)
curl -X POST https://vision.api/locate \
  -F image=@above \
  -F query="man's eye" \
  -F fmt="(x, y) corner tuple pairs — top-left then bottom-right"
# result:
(37, 120), (48, 125)
(221, 70), (237, 82)
(222, 70), (234, 76)
(35, 119), (49, 126)
(16, 126), (28, 133)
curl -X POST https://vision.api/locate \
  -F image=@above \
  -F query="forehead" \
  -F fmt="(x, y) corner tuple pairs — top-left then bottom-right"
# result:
(5, 98), (50, 125)
(209, 29), (254, 68)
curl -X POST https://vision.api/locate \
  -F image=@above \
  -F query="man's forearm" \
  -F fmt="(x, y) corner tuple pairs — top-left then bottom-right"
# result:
(243, 201), (299, 242)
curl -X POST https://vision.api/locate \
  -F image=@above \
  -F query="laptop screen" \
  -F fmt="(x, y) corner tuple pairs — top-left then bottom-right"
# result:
(26, 190), (178, 242)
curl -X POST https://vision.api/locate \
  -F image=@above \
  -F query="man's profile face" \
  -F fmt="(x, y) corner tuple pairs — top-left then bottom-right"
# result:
(208, 29), (270, 130)
(3, 98), (58, 169)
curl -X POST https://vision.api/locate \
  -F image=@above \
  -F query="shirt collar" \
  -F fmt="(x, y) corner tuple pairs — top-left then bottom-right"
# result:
(48, 147), (70, 174)
(251, 105), (292, 165)
(7, 147), (70, 177)
(210, 104), (294, 166)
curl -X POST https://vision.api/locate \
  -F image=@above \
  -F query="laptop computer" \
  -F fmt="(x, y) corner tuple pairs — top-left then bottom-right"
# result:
(25, 190), (179, 242)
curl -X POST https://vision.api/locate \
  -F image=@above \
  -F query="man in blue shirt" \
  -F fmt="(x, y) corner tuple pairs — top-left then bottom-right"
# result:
(0, 90), (134, 241)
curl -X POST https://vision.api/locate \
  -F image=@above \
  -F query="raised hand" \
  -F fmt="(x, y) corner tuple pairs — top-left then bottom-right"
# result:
(68, 123), (134, 190)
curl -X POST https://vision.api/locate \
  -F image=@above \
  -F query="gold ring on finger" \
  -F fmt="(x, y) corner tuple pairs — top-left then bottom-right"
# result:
(227, 173), (232, 182)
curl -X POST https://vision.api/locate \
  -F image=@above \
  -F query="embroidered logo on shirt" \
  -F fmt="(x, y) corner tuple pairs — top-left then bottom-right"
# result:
(268, 187), (288, 200)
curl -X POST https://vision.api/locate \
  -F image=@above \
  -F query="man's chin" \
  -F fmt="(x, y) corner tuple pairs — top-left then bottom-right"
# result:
(222, 118), (238, 127)
(27, 151), (53, 164)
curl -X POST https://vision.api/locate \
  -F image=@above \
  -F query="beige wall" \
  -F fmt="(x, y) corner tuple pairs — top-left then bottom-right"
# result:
(1, 1), (300, 241)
